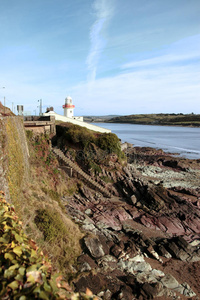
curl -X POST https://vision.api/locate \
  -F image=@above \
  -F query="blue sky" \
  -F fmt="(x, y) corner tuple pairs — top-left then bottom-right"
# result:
(0, 0), (199, 116)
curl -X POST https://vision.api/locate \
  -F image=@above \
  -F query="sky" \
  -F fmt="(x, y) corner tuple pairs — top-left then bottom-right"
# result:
(0, 0), (199, 116)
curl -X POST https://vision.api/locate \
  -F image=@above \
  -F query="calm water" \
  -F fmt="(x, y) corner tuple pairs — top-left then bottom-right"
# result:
(94, 123), (200, 159)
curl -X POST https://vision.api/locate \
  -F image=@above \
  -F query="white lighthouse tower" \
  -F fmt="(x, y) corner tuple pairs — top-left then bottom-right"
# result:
(62, 96), (75, 118)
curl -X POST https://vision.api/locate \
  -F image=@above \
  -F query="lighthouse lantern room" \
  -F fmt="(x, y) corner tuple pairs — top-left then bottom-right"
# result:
(63, 96), (75, 118)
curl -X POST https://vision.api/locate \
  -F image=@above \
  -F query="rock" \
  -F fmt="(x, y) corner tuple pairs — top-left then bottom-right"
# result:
(97, 289), (112, 300)
(136, 271), (158, 284)
(181, 282), (196, 297)
(85, 208), (92, 216)
(187, 254), (200, 262)
(190, 240), (200, 247)
(141, 282), (165, 298)
(178, 249), (190, 261)
(146, 245), (163, 263)
(77, 254), (97, 270)
(104, 290), (112, 300)
(173, 236), (189, 250)
(129, 255), (145, 263)
(172, 285), (185, 294)
(97, 255), (118, 271)
(79, 262), (92, 272)
(110, 244), (123, 258)
(117, 285), (134, 300)
(84, 236), (105, 258)
(130, 194), (137, 205)
(156, 244), (172, 259)
(166, 241), (180, 258)
(118, 257), (152, 274)
(74, 273), (107, 295)
(82, 223), (96, 231)
(151, 269), (165, 278)
(161, 274), (179, 289)
(98, 234), (111, 255)
(131, 261), (152, 273)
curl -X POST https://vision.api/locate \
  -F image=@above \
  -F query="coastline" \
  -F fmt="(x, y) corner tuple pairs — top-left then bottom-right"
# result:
(89, 120), (200, 128)
(84, 113), (200, 128)
(92, 122), (200, 160)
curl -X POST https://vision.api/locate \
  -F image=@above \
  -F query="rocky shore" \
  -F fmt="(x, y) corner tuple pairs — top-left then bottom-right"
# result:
(63, 145), (200, 299)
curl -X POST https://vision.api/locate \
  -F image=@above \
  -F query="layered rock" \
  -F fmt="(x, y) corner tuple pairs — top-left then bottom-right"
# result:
(62, 146), (200, 299)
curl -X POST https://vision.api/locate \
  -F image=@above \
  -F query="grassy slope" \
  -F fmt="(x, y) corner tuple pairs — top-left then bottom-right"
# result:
(107, 113), (200, 127)
(2, 121), (83, 279)
(0, 191), (99, 299)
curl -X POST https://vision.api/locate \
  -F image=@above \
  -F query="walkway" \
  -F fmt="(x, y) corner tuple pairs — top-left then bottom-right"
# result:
(53, 148), (111, 198)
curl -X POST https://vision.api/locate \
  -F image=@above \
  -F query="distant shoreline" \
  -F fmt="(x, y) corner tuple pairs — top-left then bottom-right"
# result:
(84, 113), (200, 128)
(105, 122), (200, 128)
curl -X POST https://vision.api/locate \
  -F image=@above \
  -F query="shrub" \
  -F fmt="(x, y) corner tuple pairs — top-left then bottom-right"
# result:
(26, 130), (33, 140)
(0, 191), (99, 300)
(97, 133), (122, 156)
(65, 125), (95, 147)
(34, 208), (82, 272)
(0, 192), (66, 299)
(88, 161), (102, 175)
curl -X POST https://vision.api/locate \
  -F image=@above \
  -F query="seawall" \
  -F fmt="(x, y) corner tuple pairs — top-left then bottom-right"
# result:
(0, 116), (29, 202)
(43, 111), (111, 133)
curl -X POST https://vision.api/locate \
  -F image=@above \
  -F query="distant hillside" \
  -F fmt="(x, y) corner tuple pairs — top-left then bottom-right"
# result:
(107, 113), (200, 127)
(83, 115), (121, 122)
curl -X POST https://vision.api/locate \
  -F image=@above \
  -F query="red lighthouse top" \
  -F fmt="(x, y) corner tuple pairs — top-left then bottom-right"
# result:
(63, 96), (75, 109)
(62, 104), (75, 108)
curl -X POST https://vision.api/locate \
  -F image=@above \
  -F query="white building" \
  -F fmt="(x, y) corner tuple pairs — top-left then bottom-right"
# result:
(63, 96), (74, 118)
(43, 96), (111, 134)
(62, 96), (83, 121)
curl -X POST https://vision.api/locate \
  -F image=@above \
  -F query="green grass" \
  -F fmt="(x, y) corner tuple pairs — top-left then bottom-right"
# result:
(108, 113), (200, 127)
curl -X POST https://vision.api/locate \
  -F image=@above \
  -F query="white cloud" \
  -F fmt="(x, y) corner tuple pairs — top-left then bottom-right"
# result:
(86, 0), (115, 83)
(121, 52), (200, 70)
(121, 35), (200, 70)
(70, 62), (200, 115)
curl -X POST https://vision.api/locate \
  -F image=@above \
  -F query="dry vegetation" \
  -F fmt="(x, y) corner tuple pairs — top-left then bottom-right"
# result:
(2, 120), (84, 279)
(20, 132), (83, 277)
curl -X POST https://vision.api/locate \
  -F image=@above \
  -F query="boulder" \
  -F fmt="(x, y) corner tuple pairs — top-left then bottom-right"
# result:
(84, 236), (105, 258)
(161, 274), (179, 289)
(141, 282), (166, 298)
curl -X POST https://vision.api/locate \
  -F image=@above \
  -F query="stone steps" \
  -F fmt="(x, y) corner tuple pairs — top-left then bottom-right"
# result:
(53, 148), (111, 198)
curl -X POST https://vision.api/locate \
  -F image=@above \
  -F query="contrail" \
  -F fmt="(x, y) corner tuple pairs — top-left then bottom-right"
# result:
(86, 0), (114, 83)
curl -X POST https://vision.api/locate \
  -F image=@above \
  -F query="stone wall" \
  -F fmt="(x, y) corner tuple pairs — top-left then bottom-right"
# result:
(24, 115), (56, 135)
(0, 116), (29, 201)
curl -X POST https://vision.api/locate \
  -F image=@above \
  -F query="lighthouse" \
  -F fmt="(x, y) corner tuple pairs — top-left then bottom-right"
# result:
(62, 96), (75, 118)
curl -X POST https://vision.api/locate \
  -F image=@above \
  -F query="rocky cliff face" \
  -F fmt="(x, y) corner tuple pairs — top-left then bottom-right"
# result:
(62, 146), (200, 299)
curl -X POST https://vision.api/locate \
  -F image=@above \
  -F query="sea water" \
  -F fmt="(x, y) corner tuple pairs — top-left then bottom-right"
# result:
(93, 123), (200, 159)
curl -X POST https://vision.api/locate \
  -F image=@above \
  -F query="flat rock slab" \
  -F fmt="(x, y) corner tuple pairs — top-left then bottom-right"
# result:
(161, 273), (179, 289)
(84, 236), (105, 258)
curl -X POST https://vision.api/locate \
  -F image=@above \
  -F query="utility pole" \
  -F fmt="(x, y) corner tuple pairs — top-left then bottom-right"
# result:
(1, 87), (5, 115)
(38, 99), (42, 116)
(4, 96), (5, 115)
